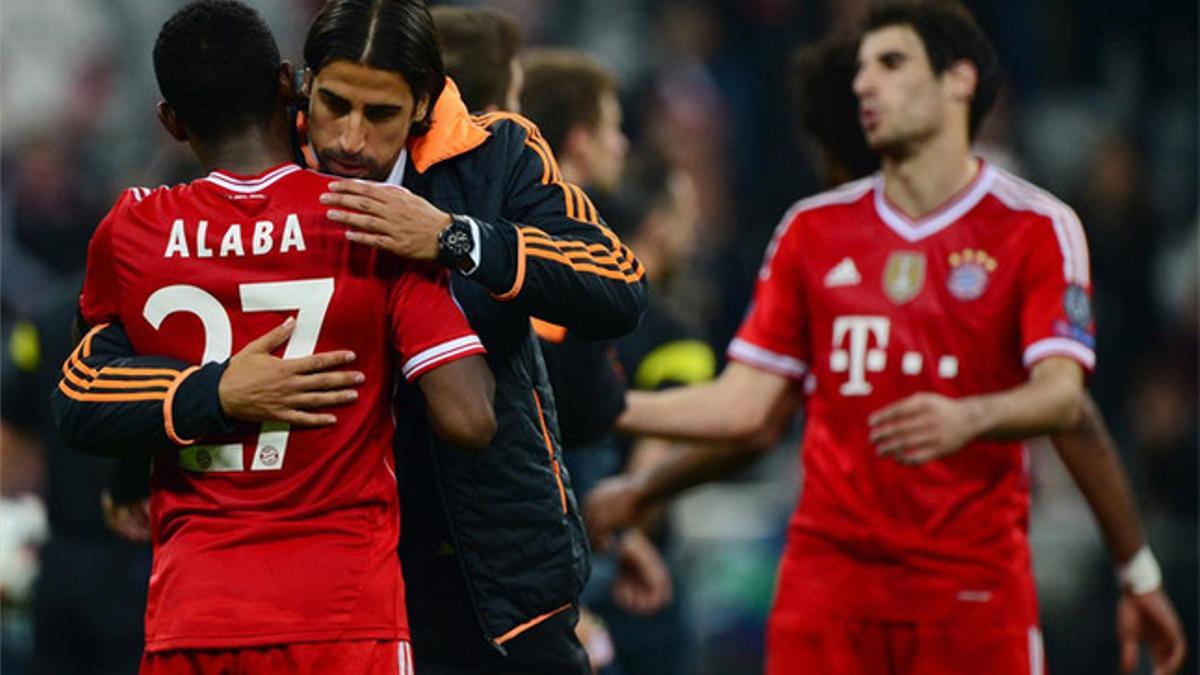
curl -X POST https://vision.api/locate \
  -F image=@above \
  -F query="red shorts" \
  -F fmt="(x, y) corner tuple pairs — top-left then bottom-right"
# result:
(766, 614), (1044, 675)
(140, 640), (414, 675)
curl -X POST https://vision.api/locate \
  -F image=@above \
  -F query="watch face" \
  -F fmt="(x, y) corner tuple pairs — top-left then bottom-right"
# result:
(446, 227), (471, 255)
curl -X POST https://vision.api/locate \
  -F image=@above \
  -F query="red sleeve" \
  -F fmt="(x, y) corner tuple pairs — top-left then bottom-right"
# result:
(390, 263), (486, 382)
(1019, 208), (1096, 371)
(79, 192), (135, 325)
(727, 209), (810, 380)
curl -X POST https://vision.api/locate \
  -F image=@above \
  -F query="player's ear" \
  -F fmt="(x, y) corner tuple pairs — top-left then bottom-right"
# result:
(944, 59), (978, 106)
(156, 101), (188, 142)
(298, 67), (313, 101)
(413, 95), (431, 127)
(278, 61), (297, 102)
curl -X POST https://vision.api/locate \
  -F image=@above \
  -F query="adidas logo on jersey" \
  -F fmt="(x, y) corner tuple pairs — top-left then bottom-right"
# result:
(824, 257), (861, 288)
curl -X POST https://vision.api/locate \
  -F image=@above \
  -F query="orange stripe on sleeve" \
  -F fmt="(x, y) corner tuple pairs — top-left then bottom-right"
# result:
(491, 226), (528, 301)
(163, 365), (201, 446)
(57, 380), (166, 403)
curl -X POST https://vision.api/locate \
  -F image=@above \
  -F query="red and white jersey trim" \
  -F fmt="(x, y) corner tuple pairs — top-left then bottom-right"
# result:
(205, 165), (302, 194)
(990, 169), (1090, 285)
(397, 640), (414, 675)
(727, 337), (807, 379)
(873, 163), (996, 242)
(401, 335), (485, 381)
(1023, 337), (1095, 370)
(1027, 627), (1044, 675)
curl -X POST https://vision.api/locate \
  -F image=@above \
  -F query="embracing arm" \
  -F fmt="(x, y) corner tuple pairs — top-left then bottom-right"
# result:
(324, 116), (647, 339)
(52, 317), (363, 457)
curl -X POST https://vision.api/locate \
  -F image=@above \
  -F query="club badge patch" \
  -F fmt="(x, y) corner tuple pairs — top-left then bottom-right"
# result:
(883, 251), (926, 304)
(1063, 284), (1092, 328)
(946, 248), (997, 301)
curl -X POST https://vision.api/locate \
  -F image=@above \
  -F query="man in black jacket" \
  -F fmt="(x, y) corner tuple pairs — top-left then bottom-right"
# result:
(52, 1), (647, 673)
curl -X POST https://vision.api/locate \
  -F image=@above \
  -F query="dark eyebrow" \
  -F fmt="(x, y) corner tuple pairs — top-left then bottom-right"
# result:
(316, 87), (349, 106)
(365, 103), (404, 116)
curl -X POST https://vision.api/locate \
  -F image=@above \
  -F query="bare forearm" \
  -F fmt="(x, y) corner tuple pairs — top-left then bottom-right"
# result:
(968, 358), (1083, 441)
(1051, 393), (1145, 563)
(631, 442), (758, 507)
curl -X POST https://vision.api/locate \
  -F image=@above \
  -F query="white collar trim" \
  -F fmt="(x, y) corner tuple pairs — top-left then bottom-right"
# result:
(873, 162), (995, 242)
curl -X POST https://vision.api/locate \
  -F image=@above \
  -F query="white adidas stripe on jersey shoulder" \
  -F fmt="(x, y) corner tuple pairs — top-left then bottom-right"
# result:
(1023, 337), (1095, 370)
(128, 187), (152, 202)
(205, 164), (301, 194)
(727, 337), (807, 379)
(401, 335), (485, 381)
(758, 176), (875, 280)
(990, 169), (1090, 285)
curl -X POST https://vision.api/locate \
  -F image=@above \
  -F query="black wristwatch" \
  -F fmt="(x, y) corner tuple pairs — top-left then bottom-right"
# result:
(437, 214), (477, 271)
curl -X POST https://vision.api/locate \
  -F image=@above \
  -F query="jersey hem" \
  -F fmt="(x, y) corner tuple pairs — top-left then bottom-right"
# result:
(144, 625), (408, 653)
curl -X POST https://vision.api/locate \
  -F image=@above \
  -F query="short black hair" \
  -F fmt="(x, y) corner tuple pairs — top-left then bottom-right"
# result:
(153, 0), (282, 142)
(520, 49), (618, 155)
(863, 0), (1001, 139)
(790, 34), (879, 184)
(431, 6), (521, 112)
(305, 0), (445, 137)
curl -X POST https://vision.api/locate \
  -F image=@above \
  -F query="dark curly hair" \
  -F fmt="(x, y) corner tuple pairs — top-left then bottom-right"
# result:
(153, 0), (282, 142)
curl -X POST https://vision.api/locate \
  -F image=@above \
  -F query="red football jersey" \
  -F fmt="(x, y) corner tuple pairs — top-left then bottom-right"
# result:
(731, 162), (1094, 624)
(79, 163), (485, 651)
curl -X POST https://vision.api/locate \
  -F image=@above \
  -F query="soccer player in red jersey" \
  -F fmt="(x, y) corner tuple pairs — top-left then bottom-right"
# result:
(60, 2), (494, 672)
(588, 2), (1185, 674)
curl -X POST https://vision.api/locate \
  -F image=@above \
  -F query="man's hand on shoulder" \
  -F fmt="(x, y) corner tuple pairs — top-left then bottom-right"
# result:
(219, 318), (364, 427)
(322, 180), (449, 262)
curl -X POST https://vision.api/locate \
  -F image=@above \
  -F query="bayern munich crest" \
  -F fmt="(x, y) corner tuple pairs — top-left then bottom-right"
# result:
(946, 249), (996, 301)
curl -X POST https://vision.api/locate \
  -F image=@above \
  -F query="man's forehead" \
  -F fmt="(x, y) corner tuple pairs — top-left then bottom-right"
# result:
(314, 60), (413, 105)
(859, 25), (924, 60)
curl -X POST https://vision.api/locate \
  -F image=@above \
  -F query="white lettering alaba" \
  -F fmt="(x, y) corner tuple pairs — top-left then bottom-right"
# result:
(164, 214), (307, 258)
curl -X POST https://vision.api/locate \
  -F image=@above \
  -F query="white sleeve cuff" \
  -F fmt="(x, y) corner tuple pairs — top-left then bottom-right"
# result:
(727, 337), (807, 379)
(460, 217), (482, 276)
(1023, 337), (1095, 370)
(402, 335), (485, 381)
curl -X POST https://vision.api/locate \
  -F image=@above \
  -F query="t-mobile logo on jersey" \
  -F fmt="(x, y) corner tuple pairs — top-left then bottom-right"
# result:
(830, 316), (890, 396)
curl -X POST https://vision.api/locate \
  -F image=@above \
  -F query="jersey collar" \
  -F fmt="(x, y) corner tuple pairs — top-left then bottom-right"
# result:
(873, 160), (995, 242)
(206, 163), (301, 193)
(406, 78), (491, 175)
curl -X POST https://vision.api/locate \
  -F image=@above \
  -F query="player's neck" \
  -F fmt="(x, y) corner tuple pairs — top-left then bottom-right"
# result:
(191, 124), (295, 177)
(880, 129), (977, 220)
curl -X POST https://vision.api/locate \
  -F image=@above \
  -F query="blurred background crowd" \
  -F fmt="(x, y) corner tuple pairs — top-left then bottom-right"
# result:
(1, 1), (1195, 674)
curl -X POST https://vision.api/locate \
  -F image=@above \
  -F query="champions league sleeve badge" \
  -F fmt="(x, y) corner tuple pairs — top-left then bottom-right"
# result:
(1063, 283), (1092, 328)
(946, 248), (997, 301)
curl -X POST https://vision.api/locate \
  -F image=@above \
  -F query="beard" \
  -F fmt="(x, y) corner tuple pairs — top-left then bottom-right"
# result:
(315, 147), (389, 182)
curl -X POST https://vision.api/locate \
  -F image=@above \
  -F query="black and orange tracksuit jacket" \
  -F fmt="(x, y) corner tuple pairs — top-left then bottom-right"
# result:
(51, 80), (647, 651)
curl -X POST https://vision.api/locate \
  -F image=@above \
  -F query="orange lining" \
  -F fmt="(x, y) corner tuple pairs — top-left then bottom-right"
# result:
(531, 389), (568, 514)
(163, 365), (201, 446)
(531, 318), (567, 344)
(493, 603), (572, 646)
(408, 79), (492, 174)
(490, 226), (527, 301)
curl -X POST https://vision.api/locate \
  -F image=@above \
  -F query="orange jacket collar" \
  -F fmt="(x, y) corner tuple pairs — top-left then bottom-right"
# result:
(407, 78), (490, 174)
